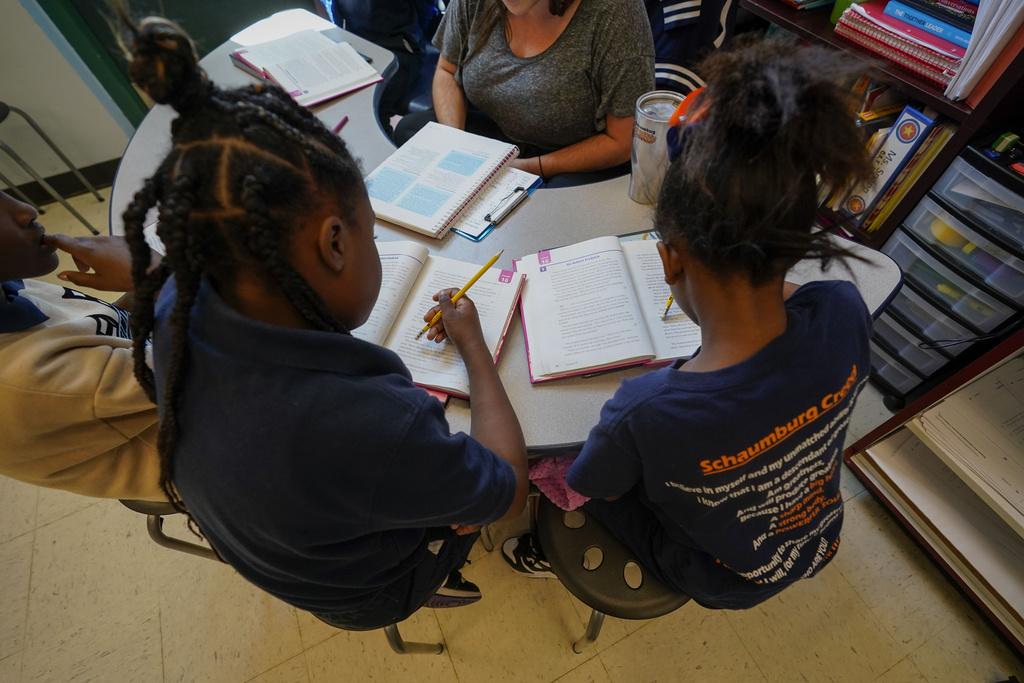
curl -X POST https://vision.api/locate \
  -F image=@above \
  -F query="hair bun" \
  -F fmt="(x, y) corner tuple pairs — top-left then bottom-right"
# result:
(125, 15), (206, 111)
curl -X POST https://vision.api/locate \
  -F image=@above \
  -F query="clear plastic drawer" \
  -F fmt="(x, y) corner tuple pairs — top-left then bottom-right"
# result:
(870, 341), (923, 395)
(873, 311), (949, 376)
(882, 230), (1013, 332)
(888, 286), (975, 357)
(905, 196), (1024, 304)
(932, 157), (1024, 251)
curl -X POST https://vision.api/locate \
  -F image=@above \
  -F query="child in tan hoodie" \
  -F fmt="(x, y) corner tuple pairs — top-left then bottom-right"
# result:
(0, 190), (164, 500)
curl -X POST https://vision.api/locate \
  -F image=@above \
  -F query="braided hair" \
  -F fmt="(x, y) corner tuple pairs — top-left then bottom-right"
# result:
(114, 3), (365, 519)
(656, 37), (874, 286)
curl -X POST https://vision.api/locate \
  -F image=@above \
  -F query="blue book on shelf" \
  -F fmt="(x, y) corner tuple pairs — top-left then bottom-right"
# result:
(884, 0), (972, 48)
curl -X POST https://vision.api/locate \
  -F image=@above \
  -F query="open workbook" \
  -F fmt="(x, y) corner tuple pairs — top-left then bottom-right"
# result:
(515, 235), (702, 383)
(351, 241), (527, 397)
(230, 29), (381, 106)
(365, 122), (540, 239)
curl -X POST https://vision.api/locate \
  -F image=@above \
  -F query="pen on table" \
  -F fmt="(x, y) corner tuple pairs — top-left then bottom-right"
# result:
(332, 116), (349, 134)
(416, 250), (504, 340)
(662, 294), (674, 320)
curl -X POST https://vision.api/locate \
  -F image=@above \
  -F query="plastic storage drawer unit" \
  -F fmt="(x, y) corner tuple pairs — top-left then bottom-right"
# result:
(883, 230), (1013, 332)
(932, 155), (1024, 251)
(887, 286), (976, 356)
(873, 311), (950, 376)
(870, 341), (923, 395)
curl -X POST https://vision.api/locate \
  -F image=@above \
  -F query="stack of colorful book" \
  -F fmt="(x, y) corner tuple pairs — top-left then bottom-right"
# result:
(834, 0), (974, 87)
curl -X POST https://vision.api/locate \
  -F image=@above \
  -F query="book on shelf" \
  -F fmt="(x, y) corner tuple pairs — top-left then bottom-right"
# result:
(230, 29), (382, 107)
(365, 122), (540, 240)
(899, 0), (977, 32)
(838, 105), (936, 223)
(835, 4), (963, 87)
(350, 240), (526, 398)
(864, 121), (957, 232)
(514, 235), (702, 383)
(945, 0), (1024, 100)
(965, 18), (1024, 107)
(885, 0), (974, 48)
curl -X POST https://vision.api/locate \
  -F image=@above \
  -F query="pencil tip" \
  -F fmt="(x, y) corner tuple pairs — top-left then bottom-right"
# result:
(415, 329), (425, 340)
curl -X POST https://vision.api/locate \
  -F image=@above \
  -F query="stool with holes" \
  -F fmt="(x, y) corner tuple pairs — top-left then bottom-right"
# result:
(534, 494), (690, 653)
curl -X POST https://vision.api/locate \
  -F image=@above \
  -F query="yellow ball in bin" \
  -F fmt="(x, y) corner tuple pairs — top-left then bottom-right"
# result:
(929, 217), (968, 248)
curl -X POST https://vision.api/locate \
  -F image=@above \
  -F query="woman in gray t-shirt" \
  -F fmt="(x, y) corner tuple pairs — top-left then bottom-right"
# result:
(411, 0), (655, 180)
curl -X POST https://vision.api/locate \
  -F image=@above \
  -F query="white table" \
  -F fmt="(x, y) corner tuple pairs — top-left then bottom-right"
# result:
(111, 24), (903, 452)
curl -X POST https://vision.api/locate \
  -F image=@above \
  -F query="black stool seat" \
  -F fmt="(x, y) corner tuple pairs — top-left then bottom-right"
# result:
(119, 498), (179, 516)
(535, 494), (689, 651)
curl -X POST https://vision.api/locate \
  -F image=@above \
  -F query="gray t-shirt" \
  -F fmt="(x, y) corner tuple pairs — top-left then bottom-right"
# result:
(435, 0), (655, 152)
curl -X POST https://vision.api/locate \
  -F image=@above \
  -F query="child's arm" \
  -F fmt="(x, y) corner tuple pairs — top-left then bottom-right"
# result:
(43, 235), (162, 295)
(424, 289), (530, 523)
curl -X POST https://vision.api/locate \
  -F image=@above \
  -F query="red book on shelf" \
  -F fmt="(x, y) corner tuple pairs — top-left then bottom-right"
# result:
(849, 1), (967, 59)
(965, 22), (1024, 108)
(836, 11), (960, 87)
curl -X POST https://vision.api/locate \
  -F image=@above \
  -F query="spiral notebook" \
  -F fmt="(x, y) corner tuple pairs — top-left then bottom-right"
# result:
(365, 123), (522, 239)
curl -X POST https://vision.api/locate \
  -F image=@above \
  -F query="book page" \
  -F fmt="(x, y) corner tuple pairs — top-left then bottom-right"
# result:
(382, 255), (525, 396)
(265, 41), (381, 106)
(351, 241), (429, 346)
(621, 239), (702, 362)
(518, 236), (654, 381)
(232, 29), (338, 71)
(452, 167), (541, 239)
(365, 122), (518, 237)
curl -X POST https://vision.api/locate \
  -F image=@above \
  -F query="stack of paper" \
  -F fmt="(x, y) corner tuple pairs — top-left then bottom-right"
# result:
(945, 0), (1024, 99)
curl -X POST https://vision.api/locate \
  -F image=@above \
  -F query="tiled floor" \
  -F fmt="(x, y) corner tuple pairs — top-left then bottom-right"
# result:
(2, 190), (1023, 682)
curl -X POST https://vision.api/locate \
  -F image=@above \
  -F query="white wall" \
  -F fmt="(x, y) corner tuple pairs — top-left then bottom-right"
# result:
(0, 0), (134, 185)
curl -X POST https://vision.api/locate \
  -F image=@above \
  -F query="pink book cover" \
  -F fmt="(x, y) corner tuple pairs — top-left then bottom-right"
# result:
(852, 1), (967, 59)
(513, 258), (653, 385)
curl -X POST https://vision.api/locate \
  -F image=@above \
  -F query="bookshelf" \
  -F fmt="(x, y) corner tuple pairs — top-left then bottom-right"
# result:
(845, 326), (1024, 658)
(740, 0), (1024, 249)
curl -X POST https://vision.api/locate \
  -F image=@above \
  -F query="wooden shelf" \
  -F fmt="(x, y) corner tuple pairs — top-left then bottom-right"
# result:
(740, 0), (972, 121)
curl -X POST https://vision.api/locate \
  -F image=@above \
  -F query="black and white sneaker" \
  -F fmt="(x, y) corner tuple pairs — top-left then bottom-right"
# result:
(501, 533), (556, 579)
(424, 570), (482, 608)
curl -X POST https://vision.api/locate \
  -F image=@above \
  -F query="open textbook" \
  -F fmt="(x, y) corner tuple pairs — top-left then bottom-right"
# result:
(515, 235), (702, 383)
(230, 29), (381, 106)
(351, 241), (526, 397)
(365, 122), (539, 239)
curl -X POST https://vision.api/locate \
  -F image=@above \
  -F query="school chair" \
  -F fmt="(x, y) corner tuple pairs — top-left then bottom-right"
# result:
(118, 499), (446, 655)
(533, 494), (691, 653)
(0, 102), (103, 235)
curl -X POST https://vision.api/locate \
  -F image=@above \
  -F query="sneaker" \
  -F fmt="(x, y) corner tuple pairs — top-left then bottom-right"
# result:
(424, 570), (482, 608)
(501, 533), (556, 579)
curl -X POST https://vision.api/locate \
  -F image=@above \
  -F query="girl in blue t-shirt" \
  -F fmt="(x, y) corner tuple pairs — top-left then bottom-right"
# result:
(114, 5), (528, 629)
(503, 37), (876, 609)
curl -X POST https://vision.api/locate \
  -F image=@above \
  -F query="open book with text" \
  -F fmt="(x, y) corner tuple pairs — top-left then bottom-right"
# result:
(515, 235), (702, 383)
(230, 29), (381, 107)
(351, 241), (526, 397)
(365, 122), (536, 239)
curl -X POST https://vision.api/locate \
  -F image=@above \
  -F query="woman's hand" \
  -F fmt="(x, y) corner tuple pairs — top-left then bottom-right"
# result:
(41, 235), (155, 292)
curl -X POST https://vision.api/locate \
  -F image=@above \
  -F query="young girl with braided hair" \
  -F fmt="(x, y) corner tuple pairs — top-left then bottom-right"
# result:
(504, 37), (875, 609)
(115, 6), (528, 630)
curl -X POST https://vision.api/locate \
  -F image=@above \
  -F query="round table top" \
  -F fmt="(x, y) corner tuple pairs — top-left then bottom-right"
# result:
(110, 24), (902, 452)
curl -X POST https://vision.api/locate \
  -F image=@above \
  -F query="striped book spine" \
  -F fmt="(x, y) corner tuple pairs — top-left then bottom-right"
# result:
(836, 12), (960, 86)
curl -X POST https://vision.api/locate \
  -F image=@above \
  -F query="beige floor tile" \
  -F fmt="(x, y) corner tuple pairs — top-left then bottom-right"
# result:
(24, 500), (155, 643)
(599, 607), (763, 683)
(20, 588), (162, 683)
(433, 549), (586, 683)
(0, 651), (23, 683)
(552, 655), (611, 683)
(844, 381), (895, 448)
(158, 557), (304, 683)
(294, 608), (341, 651)
(0, 477), (37, 544)
(832, 490), (965, 652)
(304, 610), (457, 683)
(35, 488), (101, 528)
(725, 562), (903, 682)
(0, 534), (33, 660)
(909, 609), (1024, 683)
(562, 591), (652, 654)
(248, 654), (310, 683)
(874, 657), (929, 683)
(839, 461), (866, 501)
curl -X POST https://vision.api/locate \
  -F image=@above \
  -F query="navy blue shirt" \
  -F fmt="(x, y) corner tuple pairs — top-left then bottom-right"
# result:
(568, 281), (871, 607)
(153, 278), (516, 613)
(1, 281), (48, 332)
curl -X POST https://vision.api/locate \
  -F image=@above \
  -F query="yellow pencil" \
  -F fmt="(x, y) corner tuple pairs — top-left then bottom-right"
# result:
(662, 294), (674, 320)
(416, 250), (504, 340)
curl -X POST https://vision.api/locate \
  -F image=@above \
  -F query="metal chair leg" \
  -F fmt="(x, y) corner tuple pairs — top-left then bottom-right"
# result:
(146, 513), (222, 562)
(0, 140), (100, 234)
(8, 105), (104, 201)
(382, 623), (444, 655)
(573, 609), (605, 654)
(479, 524), (495, 552)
